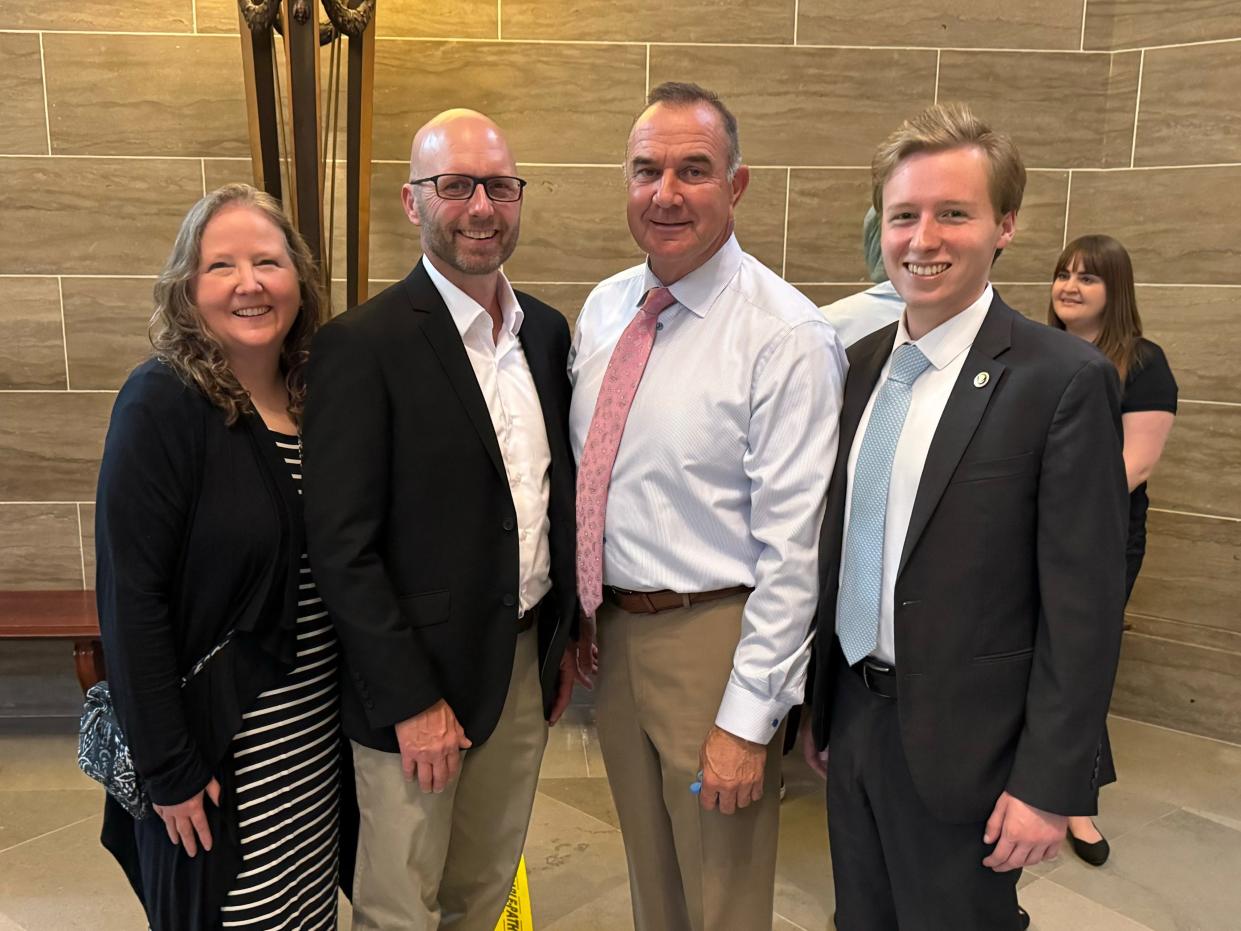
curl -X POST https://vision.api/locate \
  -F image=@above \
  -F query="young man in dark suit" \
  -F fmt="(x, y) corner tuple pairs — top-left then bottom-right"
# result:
(303, 110), (578, 930)
(803, 103), (1129, 930)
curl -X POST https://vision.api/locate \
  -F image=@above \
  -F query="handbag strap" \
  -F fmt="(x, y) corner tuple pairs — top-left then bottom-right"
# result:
(180, 629), (235, 687)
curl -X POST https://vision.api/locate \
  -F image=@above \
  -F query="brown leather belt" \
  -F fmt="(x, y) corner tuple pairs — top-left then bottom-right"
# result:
(605, 585), (752, 615)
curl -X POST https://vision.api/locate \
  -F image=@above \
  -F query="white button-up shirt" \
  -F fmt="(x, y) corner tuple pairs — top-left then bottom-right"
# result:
(424, 259), (552, 615)
(569, 236), (847, 743)
(841, 285), (993, 664)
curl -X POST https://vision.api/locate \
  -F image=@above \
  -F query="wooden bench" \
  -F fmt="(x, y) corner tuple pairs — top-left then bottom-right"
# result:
(0, 590), (104, 693)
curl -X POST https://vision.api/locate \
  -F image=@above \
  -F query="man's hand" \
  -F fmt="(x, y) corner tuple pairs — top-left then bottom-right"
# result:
(548, 645), (578, 725)
(394, 700), (472, 793)
(799, 711), (828, 779)
(698, 725), (767, 814)
(574, 612), (599, 689)
(153, 777), (221, 857)
(982, 791), (1066, 872)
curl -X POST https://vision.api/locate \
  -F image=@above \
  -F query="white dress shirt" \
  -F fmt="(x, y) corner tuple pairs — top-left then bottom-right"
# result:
(841, 285), (993, 664)
(820, 280), (905, 348)
(569, 236), (847, 743)
(424, 258), (552, 615)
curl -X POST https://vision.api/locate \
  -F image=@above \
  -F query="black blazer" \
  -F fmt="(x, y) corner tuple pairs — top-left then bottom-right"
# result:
(303, 260), (577, 753)
(95, 358), (357, 926)
(809, 295), (1129, 823)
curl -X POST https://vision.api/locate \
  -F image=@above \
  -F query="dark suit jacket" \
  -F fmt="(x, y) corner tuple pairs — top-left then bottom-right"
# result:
(809, 294), (1129, 824)
(303, 259), (576, 753)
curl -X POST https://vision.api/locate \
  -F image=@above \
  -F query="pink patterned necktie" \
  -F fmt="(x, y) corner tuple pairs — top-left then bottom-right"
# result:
(576, 286), (678, 617)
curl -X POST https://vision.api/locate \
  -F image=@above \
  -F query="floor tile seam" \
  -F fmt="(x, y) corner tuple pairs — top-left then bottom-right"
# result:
(1108, 713), (1241, 750)
(1095, 800), (1184, 845)
(1036, 873), (1160, 931)
(534, 787), (621, 834)
(773, 908), (813, 931)
(0, 811), (97, 856)
(1180, 805), (1241, 834)
(0, 909), (29, 931)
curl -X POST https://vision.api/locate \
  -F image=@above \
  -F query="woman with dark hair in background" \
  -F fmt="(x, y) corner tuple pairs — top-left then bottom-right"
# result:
(1048, 233), (1177, 867)
(96, 183), (355, 928)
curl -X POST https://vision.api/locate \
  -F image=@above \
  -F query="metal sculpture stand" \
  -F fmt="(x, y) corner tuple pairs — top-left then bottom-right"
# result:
(238, 1), (376, 310)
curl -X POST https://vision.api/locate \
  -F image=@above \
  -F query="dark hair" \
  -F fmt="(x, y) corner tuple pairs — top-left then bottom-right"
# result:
(149, 183), (325, 425)
(638, 81), (742, 178)
(872, 102), (1026, 220)
(1047, 234), (1143, 381)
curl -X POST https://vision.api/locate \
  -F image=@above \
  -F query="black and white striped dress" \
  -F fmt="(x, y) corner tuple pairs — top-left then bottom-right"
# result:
(220, 432), (341, 929)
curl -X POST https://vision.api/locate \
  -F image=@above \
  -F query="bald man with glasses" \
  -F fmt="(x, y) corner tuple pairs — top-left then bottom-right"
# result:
(304, 109), (580, 931)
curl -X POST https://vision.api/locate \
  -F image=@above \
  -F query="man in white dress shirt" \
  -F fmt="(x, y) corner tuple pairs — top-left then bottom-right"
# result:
(569, 82), (846, 931)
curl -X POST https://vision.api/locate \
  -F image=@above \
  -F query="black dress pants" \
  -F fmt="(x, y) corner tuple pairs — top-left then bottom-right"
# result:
(825, 657), (1022, 931)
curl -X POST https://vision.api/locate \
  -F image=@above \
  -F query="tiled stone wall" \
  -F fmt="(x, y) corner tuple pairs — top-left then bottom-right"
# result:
(1, 1), (1238, 741)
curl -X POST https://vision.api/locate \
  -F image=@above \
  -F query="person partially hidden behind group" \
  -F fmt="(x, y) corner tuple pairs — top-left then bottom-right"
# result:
(96, 183), (357, 929)
(1048, 233), (1178, 866)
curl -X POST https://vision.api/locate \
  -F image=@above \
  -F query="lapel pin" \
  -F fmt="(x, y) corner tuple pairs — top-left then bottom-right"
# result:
(973, 371), (990, 388)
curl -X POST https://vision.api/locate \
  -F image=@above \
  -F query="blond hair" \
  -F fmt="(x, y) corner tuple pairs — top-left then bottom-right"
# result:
(871, 103), (1026, 220)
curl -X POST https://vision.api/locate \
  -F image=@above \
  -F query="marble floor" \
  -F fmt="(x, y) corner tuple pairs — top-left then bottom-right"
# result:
(2, 644), (1240, 930)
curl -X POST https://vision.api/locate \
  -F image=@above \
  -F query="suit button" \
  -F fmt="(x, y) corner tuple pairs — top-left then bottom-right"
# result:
(502, 594), (516, 607)
(502, 518), (515, 531)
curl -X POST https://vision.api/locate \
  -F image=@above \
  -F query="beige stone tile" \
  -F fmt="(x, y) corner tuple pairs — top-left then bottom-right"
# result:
(61, 277), (157, 391)
(1128, 510), (1241, 634)
(503, 166), (641, 284)
(0, 34), (47, 156)
(193, 0), (241, 33)
(537, 777), (619, 829)
(1147, 401), (1240, 519)
(0, 277), (65, 390)
(1048, 809), (1241, 931)
(774, 754), (834, 929)
(1111, 631), (1241, 745)
(0, 157), (203, 276)
(800, 284), (870, 307)
(937, 50), (1138, 170)
(0, 812), (147, 930)
(1125, 614), (1241, 654)
(1106, 716), (1241, 823)
(202, 156), (255, 192)
(0, 504), (83, 590)
(649, 45), (937, 167)
(370, 41), (645, 163)
(0, 0), (192, 31)
(511, 284), (594, 330)
(1083, 0), (1241, 51)
(994, 283), (1052, 321)
(540, 879), (633, 931)
(998, 169), (1069, 283)
(376, 0), (497, 38)
(525, 791), (629, 926)
(0, 789), (102, 852)
(503, 0), (793, 43)
(734, 166), (788, 276)
(0, 392), (114, 501)
(798, 0), (1084, 49)
(539, 716), (591, 779)
(785, 168), (873, 282)
(79, 503), (95, 587)
(1019, 877), (1155, 929)
(1066, 166), (1241, 286)
(43, 34), (247, 157)
(1137, 286), (1239, 403)
(0, 720), (92, 792)
(1135, 43), (1241, 167)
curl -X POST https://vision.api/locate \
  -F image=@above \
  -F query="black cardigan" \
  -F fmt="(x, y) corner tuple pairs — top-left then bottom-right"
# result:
(95, 358), (355, 927)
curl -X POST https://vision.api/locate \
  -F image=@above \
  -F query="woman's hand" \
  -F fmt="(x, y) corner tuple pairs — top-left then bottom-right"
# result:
(153, 777), (221, 857)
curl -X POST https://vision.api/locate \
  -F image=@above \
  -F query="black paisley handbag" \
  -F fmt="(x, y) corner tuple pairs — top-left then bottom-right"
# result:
(76, 631), (234, 820)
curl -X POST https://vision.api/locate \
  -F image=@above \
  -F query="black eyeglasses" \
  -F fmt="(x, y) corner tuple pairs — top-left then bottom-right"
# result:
(409, 173), (527, 203)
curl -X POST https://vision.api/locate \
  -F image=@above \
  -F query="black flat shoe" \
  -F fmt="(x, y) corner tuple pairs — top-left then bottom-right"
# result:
(1069, 822), (1111, 866)
(1017, 905), (1030, 929)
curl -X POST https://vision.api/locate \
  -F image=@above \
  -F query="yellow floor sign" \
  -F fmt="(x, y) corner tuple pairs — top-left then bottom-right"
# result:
(495, 855), (534, 931)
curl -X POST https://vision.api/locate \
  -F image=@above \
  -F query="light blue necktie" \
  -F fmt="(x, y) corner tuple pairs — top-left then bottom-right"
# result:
(837, 343), (932, 666)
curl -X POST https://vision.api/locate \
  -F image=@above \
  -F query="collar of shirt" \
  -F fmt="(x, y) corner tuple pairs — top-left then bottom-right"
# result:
(422, 256), (524, 349)
(893, 283), (993, 371)
(642, 233), (743, 319)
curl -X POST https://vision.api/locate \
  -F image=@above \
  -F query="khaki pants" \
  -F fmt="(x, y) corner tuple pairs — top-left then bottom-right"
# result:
(595, 594), (784, 931)
(350, 627), (547, 931)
